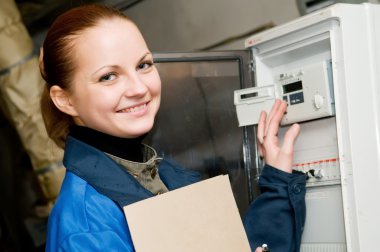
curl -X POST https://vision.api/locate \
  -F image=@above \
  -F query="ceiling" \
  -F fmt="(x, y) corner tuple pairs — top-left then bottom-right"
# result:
(15, 0), (144, 35)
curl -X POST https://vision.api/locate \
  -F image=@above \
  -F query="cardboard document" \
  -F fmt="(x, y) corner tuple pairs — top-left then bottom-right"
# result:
(123, 175), (251, 252)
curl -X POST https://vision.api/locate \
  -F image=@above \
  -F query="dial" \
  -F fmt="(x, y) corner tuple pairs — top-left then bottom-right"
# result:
(313, 94), (324, 109)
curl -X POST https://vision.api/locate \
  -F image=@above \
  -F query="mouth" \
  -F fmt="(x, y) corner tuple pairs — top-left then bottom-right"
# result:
(117, 102), (149, 113)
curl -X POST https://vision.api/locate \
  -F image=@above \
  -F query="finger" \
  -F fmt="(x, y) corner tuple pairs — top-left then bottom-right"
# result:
(255, 247), (263, 252)
(258, 142), (264, 158)
(257, 111), (267, 144)
(266, 100), (287, 140)
(264, 99), (281, 136)
(282, 123), (301, 154)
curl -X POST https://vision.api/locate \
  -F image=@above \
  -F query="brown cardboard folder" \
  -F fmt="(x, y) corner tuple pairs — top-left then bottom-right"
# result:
(123, 175), (251, 252)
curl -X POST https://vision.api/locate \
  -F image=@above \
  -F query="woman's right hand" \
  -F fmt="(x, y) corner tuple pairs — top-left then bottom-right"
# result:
(257, 99), (301, 173)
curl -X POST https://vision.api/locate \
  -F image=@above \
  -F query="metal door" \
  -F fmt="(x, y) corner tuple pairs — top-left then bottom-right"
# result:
(144, 51), (258, 215)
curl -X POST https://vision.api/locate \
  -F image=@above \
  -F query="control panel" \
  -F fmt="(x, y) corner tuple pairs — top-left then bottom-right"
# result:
(234, 60), (335, 126)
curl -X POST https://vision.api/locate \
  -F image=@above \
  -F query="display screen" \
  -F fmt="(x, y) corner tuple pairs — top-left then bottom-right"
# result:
(240, 92), (258, 100)
(283, 81), (303, 94)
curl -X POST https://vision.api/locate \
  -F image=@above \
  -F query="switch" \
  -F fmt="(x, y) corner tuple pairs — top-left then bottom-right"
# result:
(314, 169), (324, 179)
(308, 169), (324, 179)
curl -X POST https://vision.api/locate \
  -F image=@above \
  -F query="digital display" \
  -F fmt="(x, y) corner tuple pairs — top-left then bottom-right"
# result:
(289, 92), (304, 105)
(283, 81), (303, 94)
(240, 92), (258, 99)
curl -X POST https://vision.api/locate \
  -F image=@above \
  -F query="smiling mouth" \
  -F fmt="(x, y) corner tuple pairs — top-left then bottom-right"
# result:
(117, 103), (148, 113)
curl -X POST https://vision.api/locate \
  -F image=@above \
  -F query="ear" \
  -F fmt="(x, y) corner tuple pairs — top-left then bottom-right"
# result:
(50, 85), (79, 117)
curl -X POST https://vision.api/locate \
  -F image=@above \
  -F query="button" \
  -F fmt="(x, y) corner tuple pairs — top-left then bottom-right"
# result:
(283, 95), (288, 103)
(292, 184), (302, 194)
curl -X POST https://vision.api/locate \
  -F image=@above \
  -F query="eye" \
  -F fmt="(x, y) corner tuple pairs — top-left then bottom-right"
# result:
(137, 61), (154, 71)
(99, 72), (117, 82)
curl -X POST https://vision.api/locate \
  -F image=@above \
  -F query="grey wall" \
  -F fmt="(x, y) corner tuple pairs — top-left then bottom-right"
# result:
(124, 0), (301, 51)
(34, 0), (379, 51)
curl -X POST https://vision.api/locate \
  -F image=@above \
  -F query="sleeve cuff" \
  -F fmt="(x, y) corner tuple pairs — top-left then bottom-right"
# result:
(259, 164), (307, 186)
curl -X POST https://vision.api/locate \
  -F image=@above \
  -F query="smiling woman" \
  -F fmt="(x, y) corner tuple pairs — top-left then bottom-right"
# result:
(40, 5), (160, 147)
(50, 20), (160, 139)
(40, 4), (307, 252)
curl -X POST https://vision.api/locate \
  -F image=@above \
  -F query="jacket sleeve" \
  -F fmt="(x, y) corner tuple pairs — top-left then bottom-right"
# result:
(58, 230), (135, 252)
(243, 165), (307, 252)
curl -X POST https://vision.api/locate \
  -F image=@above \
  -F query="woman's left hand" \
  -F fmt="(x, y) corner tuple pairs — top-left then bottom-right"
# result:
(257, 99), (301, 173)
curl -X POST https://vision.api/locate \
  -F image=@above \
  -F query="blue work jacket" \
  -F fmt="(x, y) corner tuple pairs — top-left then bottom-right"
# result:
(45, 136), (306, 251)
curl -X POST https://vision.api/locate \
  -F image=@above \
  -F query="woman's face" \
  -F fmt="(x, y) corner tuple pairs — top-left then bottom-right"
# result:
(67, 18), (161, 138)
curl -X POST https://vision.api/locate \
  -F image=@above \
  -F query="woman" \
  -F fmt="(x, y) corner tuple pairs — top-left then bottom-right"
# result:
(40, 4), (306, 252)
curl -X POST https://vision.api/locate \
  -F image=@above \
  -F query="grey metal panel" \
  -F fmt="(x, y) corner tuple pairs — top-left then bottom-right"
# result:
(146, 51), (258, 215)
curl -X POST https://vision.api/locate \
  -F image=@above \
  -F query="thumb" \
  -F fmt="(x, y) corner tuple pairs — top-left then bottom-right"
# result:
(255, 248), (263, 252)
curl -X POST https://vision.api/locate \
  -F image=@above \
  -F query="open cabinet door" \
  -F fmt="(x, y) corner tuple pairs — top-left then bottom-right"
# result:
(144, 50), (257, 215)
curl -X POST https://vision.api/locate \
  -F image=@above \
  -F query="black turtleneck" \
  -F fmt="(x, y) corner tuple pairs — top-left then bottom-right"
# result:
(69, 125), (145, 162)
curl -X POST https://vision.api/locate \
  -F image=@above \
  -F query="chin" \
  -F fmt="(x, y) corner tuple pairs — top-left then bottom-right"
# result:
(128, 122), (154, 137)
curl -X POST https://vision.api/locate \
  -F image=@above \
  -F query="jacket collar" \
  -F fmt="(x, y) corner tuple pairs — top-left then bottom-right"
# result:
(63, 136), (200, 208)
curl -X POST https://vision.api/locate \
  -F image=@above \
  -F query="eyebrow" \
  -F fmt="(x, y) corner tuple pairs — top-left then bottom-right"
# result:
(91, 65), (120, 77)
(139, 52), (152, 62)
(91, 52), (152, 77)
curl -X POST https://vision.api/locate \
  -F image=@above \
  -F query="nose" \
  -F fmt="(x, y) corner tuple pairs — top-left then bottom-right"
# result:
(123, 72), (148, 97)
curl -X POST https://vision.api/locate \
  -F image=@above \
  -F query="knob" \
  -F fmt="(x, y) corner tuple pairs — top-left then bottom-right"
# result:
(313, 94), (324, 109)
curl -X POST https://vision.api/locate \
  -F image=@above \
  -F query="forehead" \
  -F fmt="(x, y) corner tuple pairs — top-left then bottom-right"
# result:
(71, 18), (148, 71)
(77, 18), (145, 48)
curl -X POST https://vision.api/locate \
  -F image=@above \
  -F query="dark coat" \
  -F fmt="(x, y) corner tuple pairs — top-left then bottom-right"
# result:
(46, 136), (306, 251)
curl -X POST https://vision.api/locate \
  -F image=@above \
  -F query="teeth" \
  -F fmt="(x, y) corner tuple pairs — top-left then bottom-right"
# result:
(119, 104), (146, 113)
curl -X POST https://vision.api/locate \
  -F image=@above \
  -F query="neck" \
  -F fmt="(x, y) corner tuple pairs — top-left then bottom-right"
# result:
(69, 125), (145, 162)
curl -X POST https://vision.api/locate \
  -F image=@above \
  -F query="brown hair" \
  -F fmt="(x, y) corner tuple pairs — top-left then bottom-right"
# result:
(40, 4), (131, 148)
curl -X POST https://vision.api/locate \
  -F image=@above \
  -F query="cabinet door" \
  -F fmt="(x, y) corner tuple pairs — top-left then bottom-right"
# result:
(145, 51), (258, 215)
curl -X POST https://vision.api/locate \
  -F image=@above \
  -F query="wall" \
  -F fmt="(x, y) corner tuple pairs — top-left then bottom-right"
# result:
(34, 0), (379, 51)
(124, 0), (300, 51)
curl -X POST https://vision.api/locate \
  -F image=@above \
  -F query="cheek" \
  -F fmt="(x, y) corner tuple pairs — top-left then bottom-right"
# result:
(144, 72), (161, 114)
(75, 88), (117, 113)
(147, 71), (161, 96)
